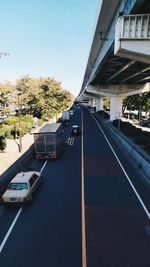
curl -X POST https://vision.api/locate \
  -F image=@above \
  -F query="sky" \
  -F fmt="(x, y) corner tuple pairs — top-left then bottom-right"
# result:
(0, 0), (100, 97)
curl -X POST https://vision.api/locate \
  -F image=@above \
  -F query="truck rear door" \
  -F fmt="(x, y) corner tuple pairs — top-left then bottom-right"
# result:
(34, 134), (45, 152)
(45, 134), (56, 152)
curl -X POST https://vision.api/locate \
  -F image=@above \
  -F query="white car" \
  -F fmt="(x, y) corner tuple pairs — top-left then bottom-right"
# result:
(69, 110), (74, 116)
(2, 171), (42, 205)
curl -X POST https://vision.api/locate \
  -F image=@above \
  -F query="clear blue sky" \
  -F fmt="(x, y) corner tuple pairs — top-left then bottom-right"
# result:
(0, 0), (99, 97)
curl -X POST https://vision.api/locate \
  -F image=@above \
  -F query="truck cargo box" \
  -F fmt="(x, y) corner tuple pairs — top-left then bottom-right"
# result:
(33, 123), (63, 159)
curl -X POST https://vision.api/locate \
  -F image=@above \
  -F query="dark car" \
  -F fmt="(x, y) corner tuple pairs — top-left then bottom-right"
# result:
(71, 125), (81, 135)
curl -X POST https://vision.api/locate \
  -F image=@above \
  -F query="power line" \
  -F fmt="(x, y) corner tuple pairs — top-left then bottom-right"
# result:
(0, 52), (10, 57)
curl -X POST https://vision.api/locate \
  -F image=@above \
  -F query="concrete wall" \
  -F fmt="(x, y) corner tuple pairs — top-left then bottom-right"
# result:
(0, 145), (35, 195)
(109, 125), (150, 185)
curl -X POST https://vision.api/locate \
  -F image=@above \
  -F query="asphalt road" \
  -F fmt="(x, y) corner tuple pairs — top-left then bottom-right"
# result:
(0, 105), (150, 267)
(82, 106), (150, 267)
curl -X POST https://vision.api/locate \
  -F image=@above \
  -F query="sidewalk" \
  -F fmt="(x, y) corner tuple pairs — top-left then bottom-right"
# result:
(0, 133), (34, 175)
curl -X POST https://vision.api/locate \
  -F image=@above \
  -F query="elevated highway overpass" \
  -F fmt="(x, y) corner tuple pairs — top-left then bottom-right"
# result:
(77, 0), (150, 121)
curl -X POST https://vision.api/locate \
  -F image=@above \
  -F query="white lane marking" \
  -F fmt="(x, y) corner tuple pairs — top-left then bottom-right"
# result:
(92, 114), (150, 220)
(0, 160), (48, 254)
(0, 207), (23, 253)
(66, 138), (70, 144)
(40, 160), (48, 172)
(81, 110), (87, 267)
(65, 137), (74, 146)
(70, 137), (74, 145)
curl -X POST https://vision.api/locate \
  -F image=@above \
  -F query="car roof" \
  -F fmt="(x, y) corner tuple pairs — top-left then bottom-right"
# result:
(10, 171), (40, 183)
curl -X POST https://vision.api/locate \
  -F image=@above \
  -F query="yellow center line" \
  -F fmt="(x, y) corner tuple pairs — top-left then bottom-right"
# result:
(81, 109), (87, 267)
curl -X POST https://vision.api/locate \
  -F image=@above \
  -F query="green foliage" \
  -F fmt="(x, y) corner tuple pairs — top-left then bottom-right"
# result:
(123, 91), (150, 114)
(4, 116), (19, 125)
(97, 110), (110, 119)
(0, 125), (14, 139)
(38, 119), (43, 126)
(1, 76), (73, 131)
(0, 83), (16, 117)
(21, 114), (33, 124)
(112, 120), (150, 140)
(0, 115), (33, 138)
(19, 121), (33, 135)
(103, 99), (110, 110)
(15, 76), (73, 119)
(0, 136), (6, 151)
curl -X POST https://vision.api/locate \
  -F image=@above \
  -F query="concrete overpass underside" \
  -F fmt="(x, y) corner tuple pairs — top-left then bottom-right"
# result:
(77, 0), (150, 120)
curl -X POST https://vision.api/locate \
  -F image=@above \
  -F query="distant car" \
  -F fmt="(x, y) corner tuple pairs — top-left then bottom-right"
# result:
(69, 110), (74, 116)
(71, 125), (81, 135)
(90, 108), (95, 114)
(2, 171), (42, 205)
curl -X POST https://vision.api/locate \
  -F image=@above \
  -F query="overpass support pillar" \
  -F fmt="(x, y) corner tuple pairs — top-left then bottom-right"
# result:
(96, 98), (103, 112)
(89, 99), (94, 107)
(110, 96), (122, 121)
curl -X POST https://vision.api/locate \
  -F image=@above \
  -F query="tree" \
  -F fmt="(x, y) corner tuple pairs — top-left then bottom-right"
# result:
(123, 91), (150, 117)
(0, 136), (6, 151)
(0, 83), (15, 112)
(1, 75), (73, 120)
(103, 98), (110, 110)
(15, 76), (73, 119)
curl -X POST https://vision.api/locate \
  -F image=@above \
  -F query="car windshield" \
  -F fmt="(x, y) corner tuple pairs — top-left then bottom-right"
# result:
(8, 183), (28, 190)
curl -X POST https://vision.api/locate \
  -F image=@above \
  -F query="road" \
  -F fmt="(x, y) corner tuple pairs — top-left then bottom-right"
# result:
(0, 105), (150, 267)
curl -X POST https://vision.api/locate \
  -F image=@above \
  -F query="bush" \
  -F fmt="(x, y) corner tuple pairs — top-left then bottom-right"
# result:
(112, 120), (150, 141)
(98, 110), (110, 119)
(0, 121), (33, 138)
(112, 119), (120, 128)
(0, 136), (6, 151)
(133, 137), (148, 145)
(98, 110), (104, 116)
(0, 125), (14, 139)
(1, 114), (36, 138)
(124, 128), (143, 138)
(144, 141), (150, 152)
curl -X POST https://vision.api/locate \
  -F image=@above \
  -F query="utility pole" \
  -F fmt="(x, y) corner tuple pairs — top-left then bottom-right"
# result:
(17, 93), (22, 153)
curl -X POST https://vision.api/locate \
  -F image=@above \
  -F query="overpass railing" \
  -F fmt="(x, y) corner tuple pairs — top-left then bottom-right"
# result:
(118, 14), (150, 39)
(115, 14), (150, 63)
